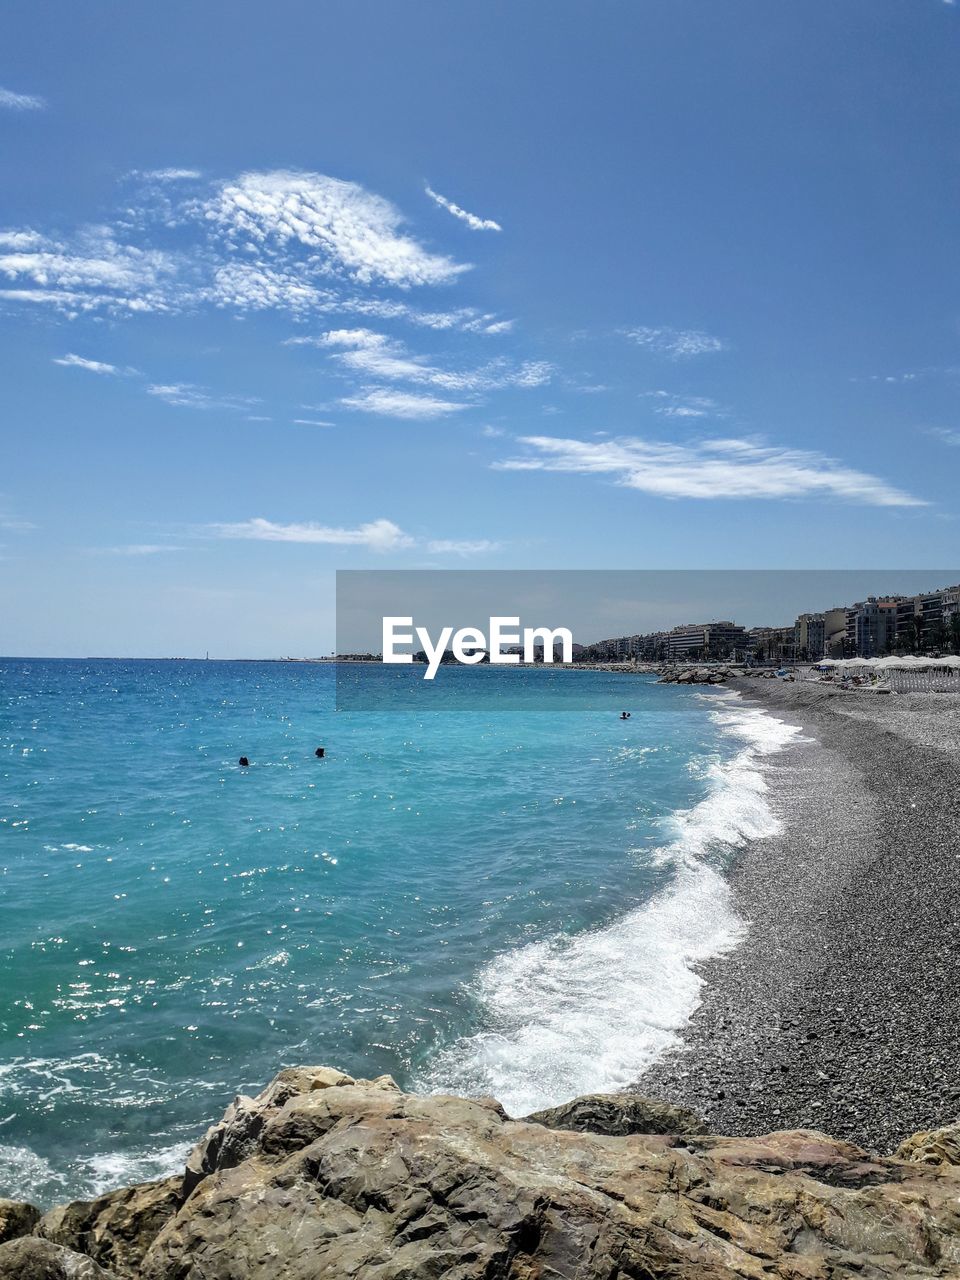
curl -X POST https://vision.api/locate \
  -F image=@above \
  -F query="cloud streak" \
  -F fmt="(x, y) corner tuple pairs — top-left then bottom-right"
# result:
(339, 387), (468, 419)
(53, 353), (125, 375)
(425, 185), (502, 232)
(307, 327), (552, 396)
(623, 326), (725, 358)
(0, 86), (45, 111)
(641, 390), (723, 418)
(495, 434), (924, 506)
(924, 426), (960, 446)
(426, 538), (502, 555)
(206, 517), (499, 555)
(0, 227), (177, 316)
(147, 383), (258, 411)
(208, 517), (414, 551)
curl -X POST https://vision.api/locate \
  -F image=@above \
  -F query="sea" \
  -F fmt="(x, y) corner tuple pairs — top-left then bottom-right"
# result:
(0, 658), (800, 1205)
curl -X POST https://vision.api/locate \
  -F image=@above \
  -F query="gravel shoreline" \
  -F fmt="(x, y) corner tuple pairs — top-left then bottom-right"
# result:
(637, 678), (960, 1154)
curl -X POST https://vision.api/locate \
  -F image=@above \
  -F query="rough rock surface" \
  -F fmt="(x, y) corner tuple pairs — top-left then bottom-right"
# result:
(658, 665), (736, 685)
(0, 1236), (112, 1278)
(524, 1092), (707, 1137)
(36, 1177), (180, 1277)
(132, 1068), (960, 1277)
(26, 1066), (960, 1278)
(0, 1196), (41, 1243)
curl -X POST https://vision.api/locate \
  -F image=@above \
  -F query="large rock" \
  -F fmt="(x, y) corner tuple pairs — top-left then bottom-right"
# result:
(36, 1176), (180, 1277)
(181, 1065), (359, 1197)
(524, 1092), (707, 1136)
(0, 1237), (112, 1279)
(896, 1121), (960, 1167)
(0, 1197), (40, 1243)
(118, 1066), (960, 1279)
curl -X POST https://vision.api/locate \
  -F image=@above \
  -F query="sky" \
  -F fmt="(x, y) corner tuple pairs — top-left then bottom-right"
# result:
(1, 0), (959, 657)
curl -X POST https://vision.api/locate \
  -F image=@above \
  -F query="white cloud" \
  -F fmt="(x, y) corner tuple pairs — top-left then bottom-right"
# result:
(209, 517), (414, 551)
(495, 434), (924, 506)
(103, 544), (185, 555)
(312, 327), (385, 350)
(53, 353), (126, 375)
(0, 173), (519, 330)
(0, 86), (45, 111)
(206, 262), (336, 315)
(198, 170), (469, 287)
(340, 387), (468, 419)
(925, 426), (960, 446)
(147, 383), (258, 411)
(281, 297), (512, 332)
(624, 326), (726, 358)
(309, 328), (552, 394)
(510, 361), (553, 388)
(425, 185), (502, 232)
(293, 418), (336, 427)
(641, 389), (723, 418)
(426, 538), (502, 555)
(0, 231), (46, 249)
(0, 226), (177, 315)
(139, 168), (202, 182)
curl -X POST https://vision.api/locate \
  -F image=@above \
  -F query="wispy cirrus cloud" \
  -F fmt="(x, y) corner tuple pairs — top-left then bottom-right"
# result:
(426, 538), (502, 555)
(208, 517), (415, 551)
(99, 544), (185, 556)
(642, 389), (724, 418)
(53, 353), (131, 376)
(0, 86), (45, 111)
(425, 185), (502, 232)
(293, 418), (336, 427)
(205, 516), (500, 555)
(303, 327), (552, 396)
(147, 383), (259, 411)
(339, 387), (468, 419)
(137, 168), (202, 182)
(0, 514), (37, 532)
(312, 298), (513, 334)
(495, 434), (924, 506)
(924, 426), (960, 446)
(198, 170), (468, 287)
(623, 326), (726, 359)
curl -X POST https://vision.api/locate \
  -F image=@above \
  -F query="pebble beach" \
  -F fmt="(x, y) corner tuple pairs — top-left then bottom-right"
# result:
(639, 678), (960, 1153)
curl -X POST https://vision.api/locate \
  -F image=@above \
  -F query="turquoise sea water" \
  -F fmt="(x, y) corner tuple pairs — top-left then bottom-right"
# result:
(0, 659), (797, 1204)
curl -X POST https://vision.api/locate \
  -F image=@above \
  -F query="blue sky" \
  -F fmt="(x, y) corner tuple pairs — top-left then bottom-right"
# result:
(1, 0), (959, 656)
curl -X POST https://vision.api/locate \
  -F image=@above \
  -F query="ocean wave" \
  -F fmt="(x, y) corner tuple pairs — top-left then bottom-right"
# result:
(0, 1138), (191, 1206)
(80, 1140), (192, 1198)
(419, 690), (804, 1116)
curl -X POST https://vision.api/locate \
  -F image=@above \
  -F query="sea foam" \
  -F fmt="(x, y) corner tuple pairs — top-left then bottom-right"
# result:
(421, 690), (804, 1116)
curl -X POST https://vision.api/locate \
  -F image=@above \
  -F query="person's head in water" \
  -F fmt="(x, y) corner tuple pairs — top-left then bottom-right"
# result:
(238, 756), (249, 767)
(315, 747), (325, 759)
(620, 712), (628, 719)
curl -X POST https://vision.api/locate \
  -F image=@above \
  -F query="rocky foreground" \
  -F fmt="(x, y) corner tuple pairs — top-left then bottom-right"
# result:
(4, 1068), (960, 1277)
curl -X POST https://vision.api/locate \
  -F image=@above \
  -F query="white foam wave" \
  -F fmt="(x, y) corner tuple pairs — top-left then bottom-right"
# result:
(420, 690), (803, 1116)
(80, 1141), (192, 1198)
(0, 1143), (62, 1206)
(0, 1138), (191, 1205)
